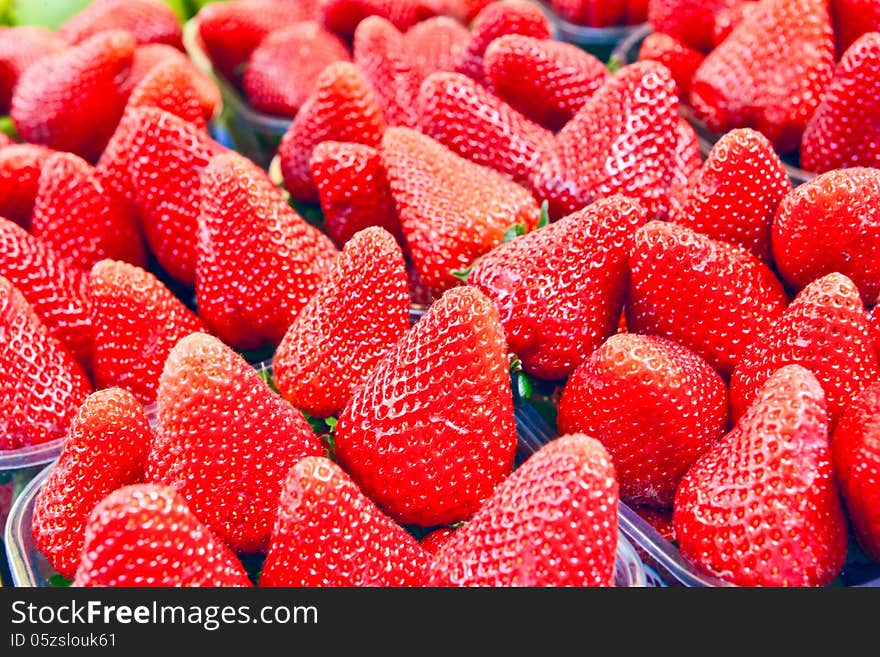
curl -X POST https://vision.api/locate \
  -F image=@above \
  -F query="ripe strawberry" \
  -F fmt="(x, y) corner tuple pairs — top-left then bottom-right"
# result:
(690, 0), (834, 154)
(667, 118), (701, 219)
(832, 381), (880, 561)
(60, 0), (182, 49)
(637, 31), (704, 100)
(11, 30), (135, 162)
(381, 127), (540, 295)
(74, 484), (252, 587)
(0, 218), (92, 368)
(418, 72), (555, 188)
(468, 196), (646, 380)
(335, 286), (517, 527)
(261, 457), (429, 586)
(32, 388), (152, 579)
(625, 0), (650, 23)
(832, 0), (880, 57)
(278, 61), (387, 203)
(198, 152), (338, 351)
(773, 168), (880, 306)
(712, 1), (758, 47)
(0, 275), (91, 451)
(550, 0), (626, 27)
(0, 143), (54, 228)
(404, 16), (469, 78)
(800, 33), (880, 173)
(89, 259), (207, 405)
(30, 152), (146, 272)
(420, 527), (456, 555)
(427, 434), (619, 587)
(731, 273), (879, 426)
(648, 0), (735, 52)
(558, 333), (729, 508)
(870, 305), (880, 357)
(243, 21), (350, 118)
(147, 333), (323, 553)
(672, 128), (790, 262)
(627, 221), (788, 378)
(674, 365), (848, 587)
(125, 57), (208, 128)
(310, 141), (402, 248)
(445, 0), (494, 23)
(0, 26), (66, 114)
(320, 0), (439, 41)
(483, 35), (609, 132)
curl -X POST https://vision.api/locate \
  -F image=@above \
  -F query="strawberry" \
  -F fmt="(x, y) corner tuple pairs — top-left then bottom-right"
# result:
(731, 273), (880, 426)
(667, 118), (701, 219)
(550, 0), (627, 27)
(674, 365), (848, 587)
(637, 32), (704, 100)
(381, 127), (540, 295)
(60, 0), (183, 49)
(455, 0), (552, 85)
(0, 143), (54, 228)
(712, 1), (758, 47)
(531, 61), (678, 221)
(445, 0), (494, 23)
(426, 434), (619, 587)
(800, 32), (880, 173)
(558, 333), (729, 508)
(648, 0), (735, 52)
(278, 61), (387, 203)
(10, 30), (135, 162)
(0, 134), (10, 149)
(690, 0), (834, 154)
(832, 0), (880, 57)
(468, 196), (646, 380)
(832, 381), (880, 562)
(404, 16), (469, 78)
(89, 259), (207, 405)
(125, 57), (208, 128)
(74, 484), (252, 587)
(420, 527), (457, 554)
(320, 0), (439, 41)
(870, 305), (880, 357)
(147, 332), (323, 553)
(30, 152), (147, 272)
(198, 151), (338, 351)
(483, 34), (609, 132)
(310, 141), (402, 248)
(0, 26), (66, 114)
(335, 286), (517, 527)
(354, 16), (422, 128)
(32, 388), (152, 578)
(418, 72), (555, 188)
(243, 21), (350, 118)
(274, 228), (409, 417)
(261, 457), (429, 586)
(772, 168), (880, 306)
(627, 221), (788, 378)
(672, 128), (790, 263)
(625, 0), (650, 23)
(0, 218), (92, 368)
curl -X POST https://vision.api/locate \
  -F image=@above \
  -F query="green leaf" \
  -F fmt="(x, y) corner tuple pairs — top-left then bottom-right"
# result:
(538, 200), (550, 228)
(515, 371), (533, 400)
(325, 417), (338, 433)
(607, 57), (621, 74)
(256, 367), (278, 393)
(502, 223), (527, 243)
(48, 574), (73, 588)
(0, 115), (18, 139)
(451, 265), (474, 283)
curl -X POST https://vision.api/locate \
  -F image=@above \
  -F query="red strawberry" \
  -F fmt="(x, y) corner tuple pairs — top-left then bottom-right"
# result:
(146, 332), (323, 553)
(627, 221), (788, 378)
(0, 26), (66, 114)
(870, 305), (880, 357)
(531, 61), (678, 221)
(637, 31), (704, 99)
(335, 286), (517, 527)
(468, 196), (646, 380)
(274, 227), (409, 417)
(690, 0), (834, 154)
(427, 434), (619, 587)
(800, 32), (880, 173)
(198, 151), (338, 351)
(832, 381), (880, 561)
(625, 0), (649, 23)
(404, 16), (469, 78)
(278, 61), (387, 203)
(731, 272), (880, 426)
(310, 141), (402, 248)
(320, 0), (439, 41)
(0, 218), (92, 368)
(89, 259), (207, 405)
(674, 365), (848, 587)
(381, 127), (540, 295)
(74, 484), (252, 587)
(712, 1), (759, 46)
(832, 0), (880, 57)
(60, 0), (182, 49)
(30, 152), (146, 272)
(455, 0), (552, 85)
(125, 57), (208, 128)
(32, 388), (152, 578)
(0, 275), (91, 450)
(261, 457), (429, 586)
(483, 34), (609, 132)
(0, 143), (54, 228)
(10, 30), (135, 162)
(445, 0), (494, 23)
(243, 21), (350, 118)
(418, 72), (555, 188)
(672, 128), (790, 262)
(648, 0), (735, 52)
(550, 0), (626, 27)
(667, 118), (701, 219)
(558, 333), (729, 508)
(420, 527), (457, 554)
(772, 168), (880, 306)
(354, 16), (422, 128)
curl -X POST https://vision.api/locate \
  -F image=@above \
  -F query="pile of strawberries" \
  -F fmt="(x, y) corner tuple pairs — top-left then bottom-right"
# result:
(548, 0), (647, 28)
(1, 0), (879, 588)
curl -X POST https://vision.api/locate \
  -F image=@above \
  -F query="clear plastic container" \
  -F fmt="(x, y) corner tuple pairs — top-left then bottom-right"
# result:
(538, 3), (647, 62)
